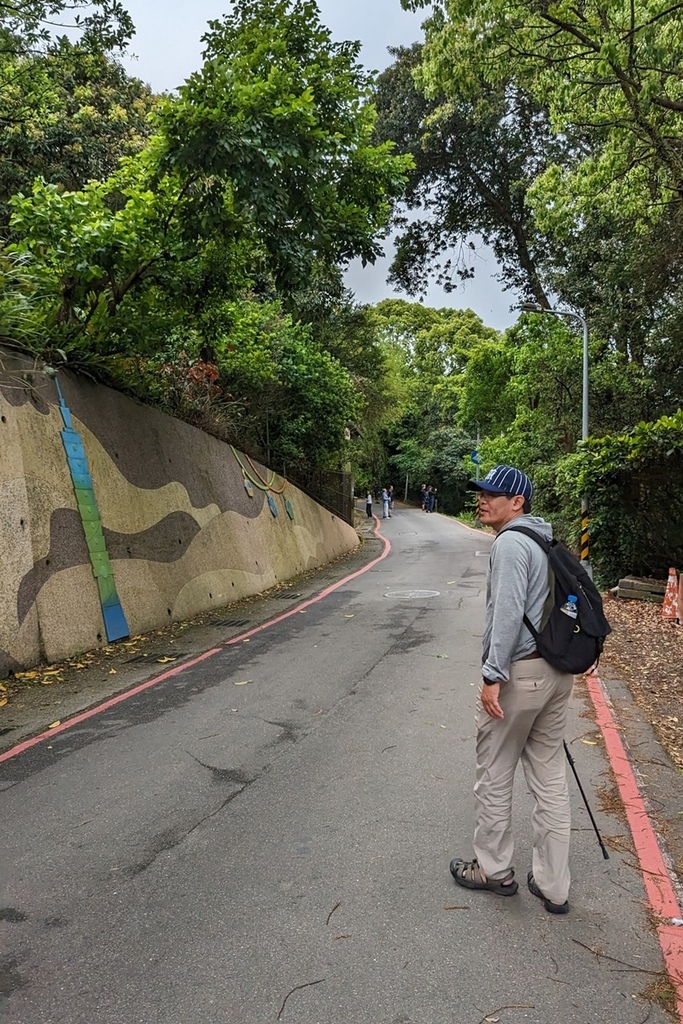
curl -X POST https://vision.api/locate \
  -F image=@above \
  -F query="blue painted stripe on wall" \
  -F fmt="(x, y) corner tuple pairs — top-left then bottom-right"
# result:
(54, 380), (129, 643)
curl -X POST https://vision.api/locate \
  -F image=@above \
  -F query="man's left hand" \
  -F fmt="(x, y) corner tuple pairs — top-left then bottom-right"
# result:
(481, 681), (504, 719)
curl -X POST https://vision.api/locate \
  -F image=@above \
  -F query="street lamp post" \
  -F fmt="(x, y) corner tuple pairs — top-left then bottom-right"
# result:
(520, 302), (592, 576)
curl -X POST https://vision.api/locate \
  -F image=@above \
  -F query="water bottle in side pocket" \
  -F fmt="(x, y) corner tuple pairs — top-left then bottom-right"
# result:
(560, 594), (578, 619)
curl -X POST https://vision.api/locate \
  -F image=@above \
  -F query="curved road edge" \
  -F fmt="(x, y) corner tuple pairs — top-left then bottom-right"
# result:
(0, 515), (390, 764)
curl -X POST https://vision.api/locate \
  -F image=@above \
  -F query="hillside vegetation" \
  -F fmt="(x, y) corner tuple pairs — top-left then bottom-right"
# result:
(1, 1), (682, 581)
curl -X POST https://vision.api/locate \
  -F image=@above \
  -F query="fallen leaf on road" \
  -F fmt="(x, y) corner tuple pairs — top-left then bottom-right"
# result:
(40, 678), (54, 685)
(436, 654), (449, 659)
(580, 739), (598, 745)
(156, 657), (177, 664)
(439, 724), (447, 729)
(42, 669), (62, 675)
(14, 671), (38, 679)
(344, 614), (354, 618)
(443, 905), (469, 910)
(48, 720), (61, 729)
(0, 683), (7, 691)
(447, 581), (456, 585)
(234, 680), (252, 686)
(109, 668), (117, 674)
(0, 696), (8, 707)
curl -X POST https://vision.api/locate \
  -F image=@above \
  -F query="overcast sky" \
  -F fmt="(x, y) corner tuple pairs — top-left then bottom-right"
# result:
(119, 1), (516, 330)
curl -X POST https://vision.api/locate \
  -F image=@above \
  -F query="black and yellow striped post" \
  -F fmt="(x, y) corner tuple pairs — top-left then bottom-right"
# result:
(580, 504), (590, 566)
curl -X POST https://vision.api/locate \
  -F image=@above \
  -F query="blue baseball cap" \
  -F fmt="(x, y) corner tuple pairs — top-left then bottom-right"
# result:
(467, 465), (533, 500)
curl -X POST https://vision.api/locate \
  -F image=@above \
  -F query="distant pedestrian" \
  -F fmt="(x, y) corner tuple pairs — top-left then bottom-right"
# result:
(381, 487), (391, 518)
(420, 483), (428, 510)
(428, 486), (437, 513)
(366, 491), (373, 518)
(388, 485), (395, 511)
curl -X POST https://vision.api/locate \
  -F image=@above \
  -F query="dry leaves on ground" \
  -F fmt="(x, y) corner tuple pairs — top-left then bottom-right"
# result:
(601, 595), (683, 769)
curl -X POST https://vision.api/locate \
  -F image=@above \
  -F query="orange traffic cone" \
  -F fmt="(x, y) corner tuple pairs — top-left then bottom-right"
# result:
(662, 567), (679, 622)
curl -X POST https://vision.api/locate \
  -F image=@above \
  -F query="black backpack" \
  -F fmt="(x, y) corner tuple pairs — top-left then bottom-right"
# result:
(505, 525), (612, 674)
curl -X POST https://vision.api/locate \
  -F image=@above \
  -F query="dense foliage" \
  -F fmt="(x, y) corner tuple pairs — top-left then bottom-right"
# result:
(561, 413), (683, 582)
(2, 0), (682, 583)
(1, 0), (411, 474)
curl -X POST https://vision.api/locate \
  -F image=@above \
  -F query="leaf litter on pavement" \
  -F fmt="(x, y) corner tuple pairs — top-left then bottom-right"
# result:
(601, 594), (683, 769)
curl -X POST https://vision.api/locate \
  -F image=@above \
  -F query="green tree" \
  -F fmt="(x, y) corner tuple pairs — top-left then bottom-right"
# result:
(159, 0), (412, 291)
(405, 0), (683, 227)
(0, 1), (134, 55)
(0, 2), (148, 227)
(0, 38), (157, 227)
(374, 44), (574, 305)
(537, 206), (683, 412)
(369, 299), (496, 510)
(8, 0), (412, 366)
(372, 299), (498, 423)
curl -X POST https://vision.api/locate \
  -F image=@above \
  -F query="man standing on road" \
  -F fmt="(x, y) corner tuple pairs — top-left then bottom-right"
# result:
(450, 465), (574, 914)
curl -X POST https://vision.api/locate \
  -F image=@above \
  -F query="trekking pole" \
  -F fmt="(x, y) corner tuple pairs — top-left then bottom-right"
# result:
(563, 740), (610, 860)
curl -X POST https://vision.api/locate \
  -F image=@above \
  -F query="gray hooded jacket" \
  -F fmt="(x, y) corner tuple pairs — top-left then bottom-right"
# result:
(481, 514), (552, 684)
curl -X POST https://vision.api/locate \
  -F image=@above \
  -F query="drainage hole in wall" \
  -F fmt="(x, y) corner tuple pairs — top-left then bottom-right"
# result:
(45, 558), (50, 566)
(167, 608), (172, 616)
(209, 593), (212, 599)
(126, 546), (131, 555)
(0, 415), (6, 423)
(20, 519), (25, 528)
(96, 632), (102, 641)
(178, 538), (182, 544)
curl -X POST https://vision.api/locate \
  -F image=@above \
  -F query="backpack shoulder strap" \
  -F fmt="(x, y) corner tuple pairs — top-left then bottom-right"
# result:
(502, 524), (553, 554)
(501, 525), (555, 641)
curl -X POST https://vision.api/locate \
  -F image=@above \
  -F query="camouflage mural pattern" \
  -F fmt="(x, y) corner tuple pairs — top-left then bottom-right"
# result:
(0, 349), (359, 674)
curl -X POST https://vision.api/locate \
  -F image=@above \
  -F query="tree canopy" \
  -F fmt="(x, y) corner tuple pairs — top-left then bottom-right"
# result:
(159, 0), (412, 291)
(2, 0), (682, 582)
(2, 0), (412, 476)
(403, 0), (683, 226)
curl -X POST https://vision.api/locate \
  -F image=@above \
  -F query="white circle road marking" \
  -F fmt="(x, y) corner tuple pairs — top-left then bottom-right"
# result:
(383, 590), (441, 599)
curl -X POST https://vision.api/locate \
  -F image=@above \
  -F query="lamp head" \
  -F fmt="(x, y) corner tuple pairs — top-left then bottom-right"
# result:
(519, 301), (544, 313)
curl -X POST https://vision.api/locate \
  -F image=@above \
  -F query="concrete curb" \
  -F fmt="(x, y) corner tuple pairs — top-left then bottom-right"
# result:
(587, 667), (683, 1019)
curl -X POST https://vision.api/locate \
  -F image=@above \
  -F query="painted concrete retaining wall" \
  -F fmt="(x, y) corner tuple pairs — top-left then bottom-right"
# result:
(0, 350), (359, 674)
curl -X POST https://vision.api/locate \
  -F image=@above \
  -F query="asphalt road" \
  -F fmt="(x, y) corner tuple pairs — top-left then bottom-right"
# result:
(0, 508), (670, 1024)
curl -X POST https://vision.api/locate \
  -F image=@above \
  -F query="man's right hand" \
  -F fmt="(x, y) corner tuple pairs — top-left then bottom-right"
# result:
(481, 681), (504, 719)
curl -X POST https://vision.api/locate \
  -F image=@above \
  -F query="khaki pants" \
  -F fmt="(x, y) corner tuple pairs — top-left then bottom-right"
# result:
(473, 659), (574, 904)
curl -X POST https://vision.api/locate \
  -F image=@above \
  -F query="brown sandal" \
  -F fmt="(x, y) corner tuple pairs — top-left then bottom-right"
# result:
(450, 857), (518, 896)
